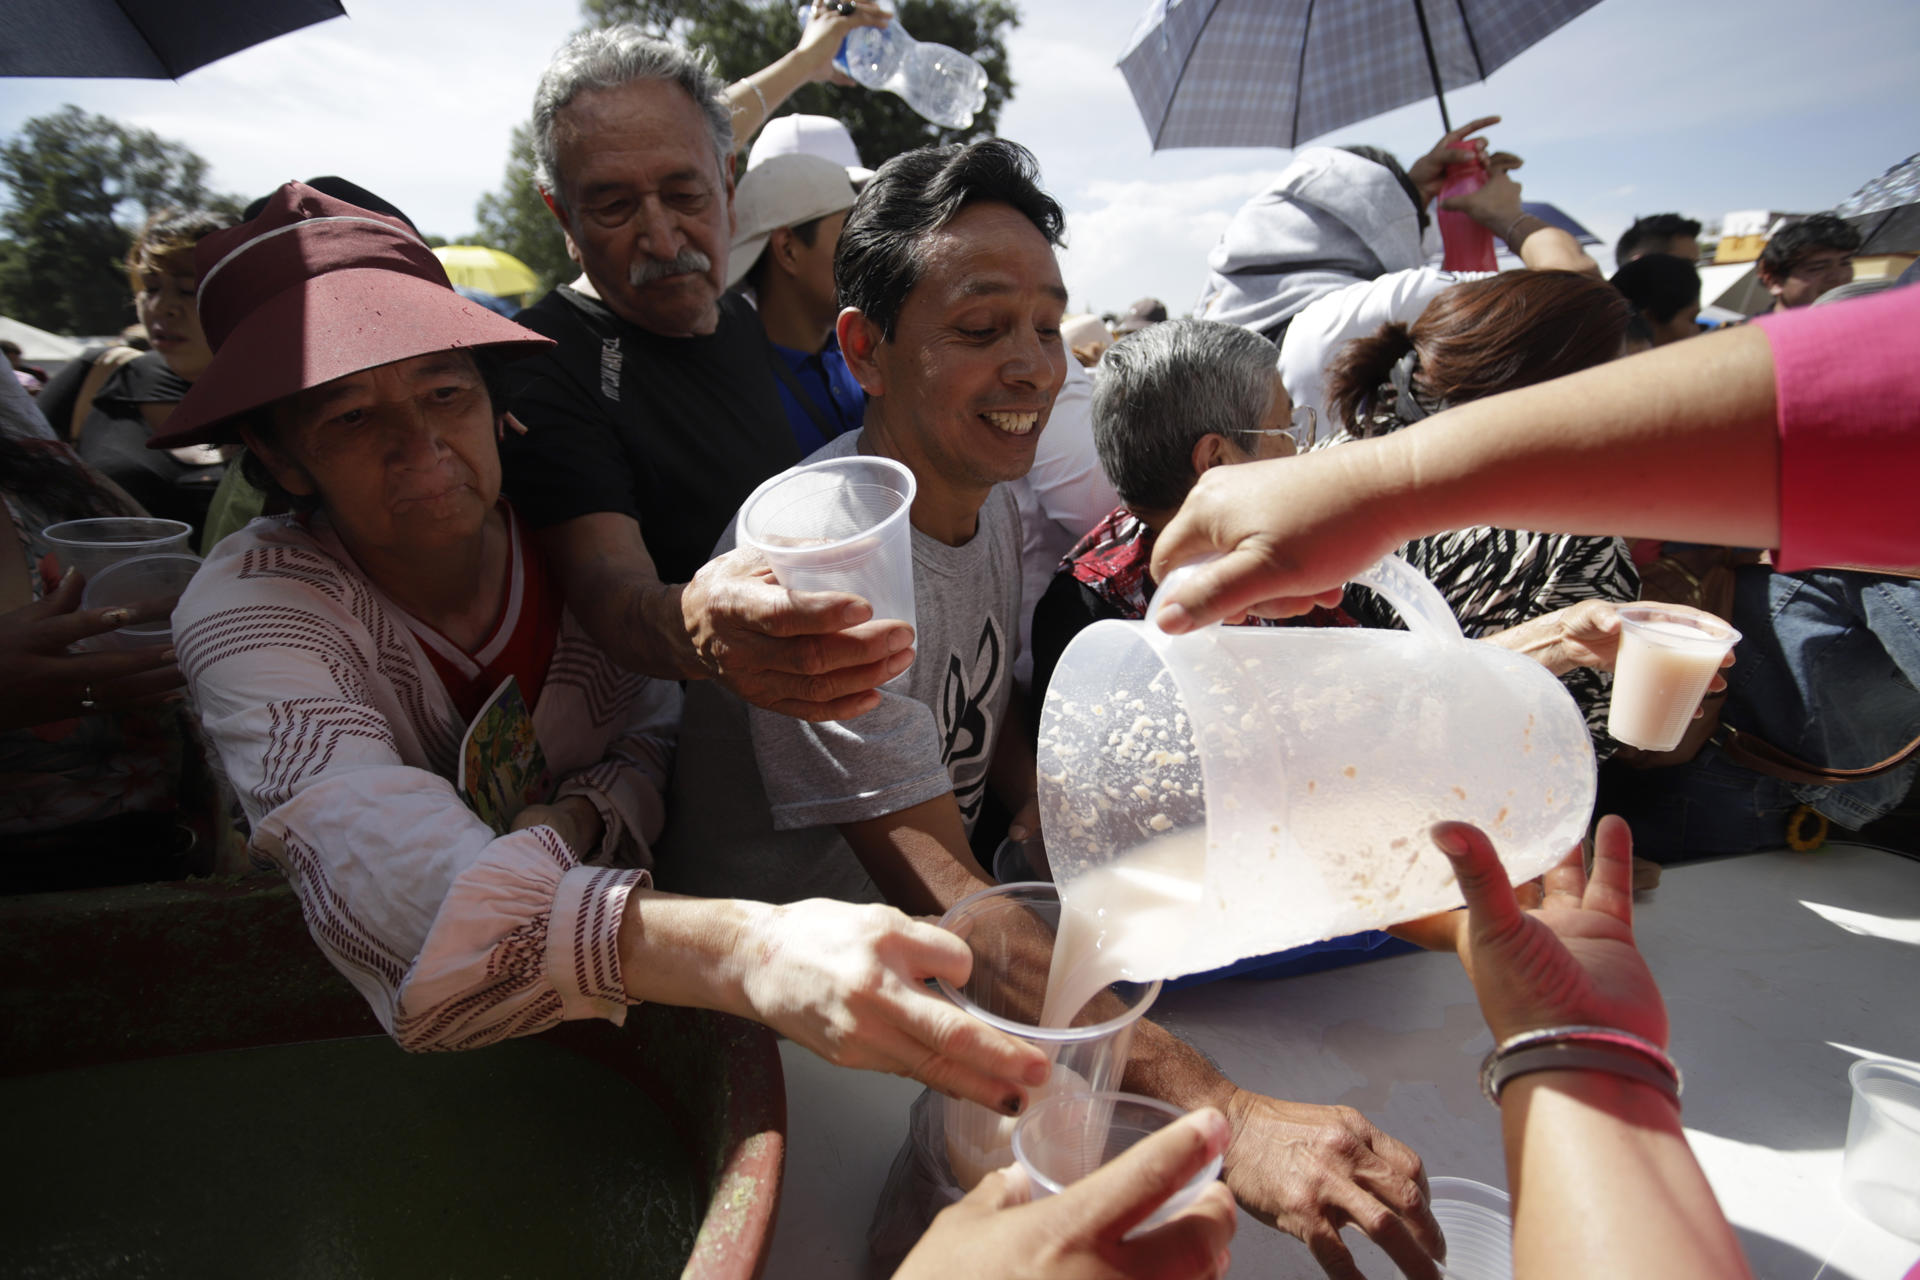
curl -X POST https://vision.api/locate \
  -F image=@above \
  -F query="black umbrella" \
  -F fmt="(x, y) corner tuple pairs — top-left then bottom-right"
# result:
(3, 0), (348, 80)
(1120, 0), (1603, 151)
(1836, 153), (1920, 255)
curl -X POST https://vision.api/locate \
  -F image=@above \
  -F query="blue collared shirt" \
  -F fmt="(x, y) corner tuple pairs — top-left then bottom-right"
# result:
(767, 336), (865, 454)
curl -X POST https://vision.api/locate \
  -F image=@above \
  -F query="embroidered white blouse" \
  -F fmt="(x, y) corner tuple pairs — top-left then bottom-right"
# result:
(175, 510), (681, 1051)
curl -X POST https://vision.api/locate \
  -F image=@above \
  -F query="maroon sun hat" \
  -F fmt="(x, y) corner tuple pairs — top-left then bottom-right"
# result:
(147, 181), (554, 448)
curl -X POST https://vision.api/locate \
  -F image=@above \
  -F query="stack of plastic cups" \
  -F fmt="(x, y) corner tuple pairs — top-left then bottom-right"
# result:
(934, 882), (1160, 1191)
(41, 518), (192, 580)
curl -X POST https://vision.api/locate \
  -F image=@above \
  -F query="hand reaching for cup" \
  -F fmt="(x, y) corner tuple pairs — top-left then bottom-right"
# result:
(1484, 600), (1734, 712)
(1418, 816), (1669, 1048)
(0, 568), (184, 731)
(731, 898), (1052, 1113)
(895, 1106), (1238, 1280)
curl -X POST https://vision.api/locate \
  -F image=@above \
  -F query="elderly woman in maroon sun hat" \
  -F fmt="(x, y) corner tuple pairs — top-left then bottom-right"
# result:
(154, 183), (1045, 1111)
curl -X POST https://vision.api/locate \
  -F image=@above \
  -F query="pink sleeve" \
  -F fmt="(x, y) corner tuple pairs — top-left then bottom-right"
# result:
(1752, 286), (1920, 571)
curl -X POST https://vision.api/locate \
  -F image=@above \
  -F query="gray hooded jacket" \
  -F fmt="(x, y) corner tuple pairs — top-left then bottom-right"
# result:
(1195, 147), (1437, 338)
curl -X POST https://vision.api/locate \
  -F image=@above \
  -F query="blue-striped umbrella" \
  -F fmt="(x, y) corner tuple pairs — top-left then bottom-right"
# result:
(1120, 0), (1602, 150)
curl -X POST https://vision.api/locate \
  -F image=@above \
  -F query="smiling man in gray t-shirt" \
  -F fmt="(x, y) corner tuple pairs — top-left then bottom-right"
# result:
(658, 140), (1448, 1277)
(653, 139), (1068, 914)
(658, 432), (1023, 906)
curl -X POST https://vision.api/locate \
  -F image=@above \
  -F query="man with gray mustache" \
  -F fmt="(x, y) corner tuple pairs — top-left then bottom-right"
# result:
(500, 24), (914, 722)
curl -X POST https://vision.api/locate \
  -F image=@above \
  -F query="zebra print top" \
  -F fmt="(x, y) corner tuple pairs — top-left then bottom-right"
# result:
(1326, 381), (1640, 757)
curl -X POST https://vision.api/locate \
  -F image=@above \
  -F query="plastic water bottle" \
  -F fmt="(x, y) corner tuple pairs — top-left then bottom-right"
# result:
(1437, 139), (1499, 272)
(816, 6), (988, 130)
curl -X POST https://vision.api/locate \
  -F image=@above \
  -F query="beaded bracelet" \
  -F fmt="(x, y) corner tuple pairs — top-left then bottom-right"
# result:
(1479, 1025), (1682, 1107)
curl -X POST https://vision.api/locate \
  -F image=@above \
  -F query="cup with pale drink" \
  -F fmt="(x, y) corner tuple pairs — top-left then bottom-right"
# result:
(934, 882), (1161, 1190)
(1606, 605), (1740, 752)
(1012, 1091), (1221, 1236)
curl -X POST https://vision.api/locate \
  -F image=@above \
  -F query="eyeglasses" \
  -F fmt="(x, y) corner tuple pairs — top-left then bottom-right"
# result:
(1243, 404), (1316, 446)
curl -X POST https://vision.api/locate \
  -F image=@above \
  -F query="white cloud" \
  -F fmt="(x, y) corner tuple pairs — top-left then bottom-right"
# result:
(1054, 167), (1280, 312)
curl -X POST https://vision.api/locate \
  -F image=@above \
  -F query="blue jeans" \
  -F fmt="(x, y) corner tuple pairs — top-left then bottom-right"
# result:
(1600, 567), (1920, 860)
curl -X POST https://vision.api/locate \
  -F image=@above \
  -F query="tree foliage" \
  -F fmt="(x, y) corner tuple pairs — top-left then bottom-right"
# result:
(472, 0), (1019, 297)
(474, 121), (576, 298)
(0, 106), (242, 336)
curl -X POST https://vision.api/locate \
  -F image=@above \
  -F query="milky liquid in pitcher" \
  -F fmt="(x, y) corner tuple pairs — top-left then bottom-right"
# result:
(1040, 828), (1208, 1029)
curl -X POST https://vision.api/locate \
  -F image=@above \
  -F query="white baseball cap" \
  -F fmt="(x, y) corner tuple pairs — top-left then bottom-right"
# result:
(727, 153), (859, 289)
(747, 113), (875, 186)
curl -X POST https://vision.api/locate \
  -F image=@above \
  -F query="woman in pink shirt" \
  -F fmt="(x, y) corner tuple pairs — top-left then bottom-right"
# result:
(1148, 282), (1920, 628)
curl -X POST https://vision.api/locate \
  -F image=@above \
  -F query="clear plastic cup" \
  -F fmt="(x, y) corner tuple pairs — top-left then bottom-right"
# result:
(1400, 1176), (1513, 1280)
(41, 518), (193, 581)
(1842, 1058), (1920, 1240)
(991, 834), (1040, 883)
(1607, 605), (1741, 752)
(736, 456), (917, 640)
(936, 882), (1161, 1191)
(80, 553), (201, 648)
(1013, 1091), (1221, 1236)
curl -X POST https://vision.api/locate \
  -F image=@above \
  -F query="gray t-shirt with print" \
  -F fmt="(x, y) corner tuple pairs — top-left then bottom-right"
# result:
(654, 430), (1021, 905)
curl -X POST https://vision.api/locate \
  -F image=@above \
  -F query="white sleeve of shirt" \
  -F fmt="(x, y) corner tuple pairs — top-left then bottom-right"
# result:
(1279, 268), (1497, 439)
(176, 559), (642, 1053)
(1012, 358), (1120, 685)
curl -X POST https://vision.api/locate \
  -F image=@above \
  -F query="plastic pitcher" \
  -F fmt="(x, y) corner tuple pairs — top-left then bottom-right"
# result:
(1034, 554), (1596, 982)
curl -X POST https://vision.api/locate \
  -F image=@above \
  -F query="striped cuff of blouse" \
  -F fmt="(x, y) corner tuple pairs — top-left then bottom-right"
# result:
(546, 862), (650, 1021)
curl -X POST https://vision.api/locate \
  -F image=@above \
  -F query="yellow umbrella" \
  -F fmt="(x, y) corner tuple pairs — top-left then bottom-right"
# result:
(432, 245), (542, 299)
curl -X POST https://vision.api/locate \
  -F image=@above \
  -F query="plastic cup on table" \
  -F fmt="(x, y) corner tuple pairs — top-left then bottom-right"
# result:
(1012, 1091), (1221, 1237)
(1842, 1058), (1920, 1240)
(736, 456), (918, 651)
(1398, 1176), (1514, 1280)
(41, 518), (192, 581)
(1606, 604), (1741, 752)
(79, 553), (201, 648)
(935, 882), (1160, 1192)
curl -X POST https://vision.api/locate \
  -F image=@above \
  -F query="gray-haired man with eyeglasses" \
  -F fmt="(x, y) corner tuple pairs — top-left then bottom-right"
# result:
(1028, 319), (1328, 705)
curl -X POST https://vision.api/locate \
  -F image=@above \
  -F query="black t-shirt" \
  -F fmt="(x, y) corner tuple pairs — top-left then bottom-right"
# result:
(499, 286), (800, 585)
(91, 351), (192, 410)
(76, 353), (217, 530)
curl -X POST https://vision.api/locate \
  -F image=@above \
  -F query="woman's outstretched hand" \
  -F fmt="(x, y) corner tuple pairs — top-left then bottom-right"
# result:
(1419, 816), (1669, 1047)
(733, 899), (1052, 1112)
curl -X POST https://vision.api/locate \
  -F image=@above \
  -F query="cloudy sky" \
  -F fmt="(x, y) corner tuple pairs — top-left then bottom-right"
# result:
(3, 0), (1916, 317)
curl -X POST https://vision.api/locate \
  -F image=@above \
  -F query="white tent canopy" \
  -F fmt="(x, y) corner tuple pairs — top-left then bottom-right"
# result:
(0, 316), (85, 363)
